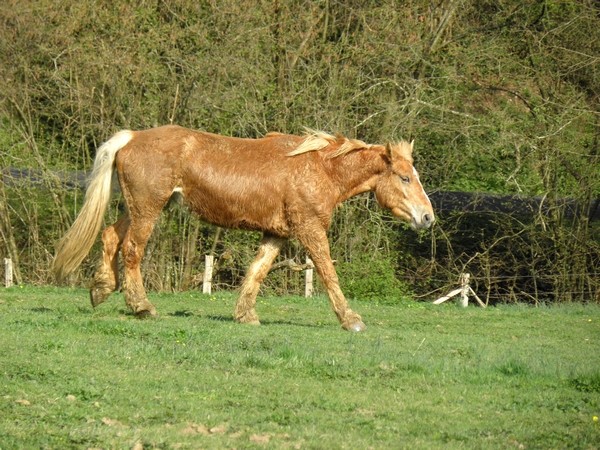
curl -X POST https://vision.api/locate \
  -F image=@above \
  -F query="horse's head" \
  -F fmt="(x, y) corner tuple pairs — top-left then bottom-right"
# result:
(374, 141), (435, 230)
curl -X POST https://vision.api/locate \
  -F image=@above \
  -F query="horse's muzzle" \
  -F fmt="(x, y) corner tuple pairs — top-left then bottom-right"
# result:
(412, 211), (435, 230)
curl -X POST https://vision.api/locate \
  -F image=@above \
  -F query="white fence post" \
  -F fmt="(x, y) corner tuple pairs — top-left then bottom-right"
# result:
(304, 257), (314, 298)
(4, 258), (13, 288)
(433, 272), (486, 307)
(202, 255), (214, 295)
(459, 272), (470, 307)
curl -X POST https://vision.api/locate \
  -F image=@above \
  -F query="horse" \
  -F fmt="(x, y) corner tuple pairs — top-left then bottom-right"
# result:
(53, 125), (434, 331)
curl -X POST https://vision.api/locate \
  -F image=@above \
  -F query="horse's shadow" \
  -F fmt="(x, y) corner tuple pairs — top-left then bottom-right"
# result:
(29, 307), (54, 313)
(169, 310), (196, 318)
(204, 314), (322, 328)
(28, 307), (323, 328)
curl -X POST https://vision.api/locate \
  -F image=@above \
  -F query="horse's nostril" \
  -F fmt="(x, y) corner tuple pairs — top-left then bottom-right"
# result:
(423, 213), (434, 226)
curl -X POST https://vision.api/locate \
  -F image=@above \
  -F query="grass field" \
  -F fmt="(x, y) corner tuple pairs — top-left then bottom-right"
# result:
(0, 286), (599, 449)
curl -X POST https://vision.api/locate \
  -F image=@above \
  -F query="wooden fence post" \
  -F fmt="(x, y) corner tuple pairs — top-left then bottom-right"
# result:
(459, 272), (470, 307)
(433, 272), (486, 307)
(4, 258), (13, 288)
(202, 255), (214, 295)
(304, 257), (314, 298)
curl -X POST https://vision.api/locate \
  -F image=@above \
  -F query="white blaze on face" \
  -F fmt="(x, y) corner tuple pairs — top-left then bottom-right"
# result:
(407, 167), (433, 227)
(413, 167), (431, 204)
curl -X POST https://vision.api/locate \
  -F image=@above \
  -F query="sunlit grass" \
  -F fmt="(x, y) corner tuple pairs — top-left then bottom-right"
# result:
(1, 286), (599, 448)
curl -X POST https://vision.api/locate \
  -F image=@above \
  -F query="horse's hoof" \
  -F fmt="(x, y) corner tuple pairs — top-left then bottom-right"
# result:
(345, 321), (366, 332)
(135, 309), (157, 319)
(235, 316), (261, 326)
(234, 310), (261, 325)
(90, 288), (108, 308)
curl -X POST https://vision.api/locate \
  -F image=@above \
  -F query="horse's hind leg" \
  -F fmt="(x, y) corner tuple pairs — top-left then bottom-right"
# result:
(90, 215), (130, 308)
(121, 215), (161, 317)
(234, 235), (285, 325)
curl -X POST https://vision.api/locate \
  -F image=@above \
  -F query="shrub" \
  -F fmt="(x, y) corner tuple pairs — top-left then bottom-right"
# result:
(337, 253), (410, 302)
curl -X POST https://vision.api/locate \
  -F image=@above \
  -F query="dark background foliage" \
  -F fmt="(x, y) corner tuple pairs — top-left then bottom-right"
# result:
(1, 0), (598, 303)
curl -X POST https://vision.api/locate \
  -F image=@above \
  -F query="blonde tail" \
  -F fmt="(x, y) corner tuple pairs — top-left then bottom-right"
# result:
(53, 130), (134, 281)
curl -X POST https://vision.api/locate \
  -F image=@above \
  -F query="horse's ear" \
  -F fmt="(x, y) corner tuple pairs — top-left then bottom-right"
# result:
(384, 142), (394, 163)
(410, 140), (415, 153)
(385, 141), (413, 163)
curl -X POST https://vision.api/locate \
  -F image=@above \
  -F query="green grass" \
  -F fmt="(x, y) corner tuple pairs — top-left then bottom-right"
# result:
(0, 286), (599, 449)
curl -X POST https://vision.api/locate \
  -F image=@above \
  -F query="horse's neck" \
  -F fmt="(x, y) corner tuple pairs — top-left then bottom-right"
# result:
(327, 147), (386, 203)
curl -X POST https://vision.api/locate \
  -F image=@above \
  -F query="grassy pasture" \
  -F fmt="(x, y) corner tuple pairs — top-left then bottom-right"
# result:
(0, 286), (599, 449)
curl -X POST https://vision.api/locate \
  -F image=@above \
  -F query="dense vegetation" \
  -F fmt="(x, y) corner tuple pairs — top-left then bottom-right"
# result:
(0, 1), (598, 302)
(1, 287), (599, 448)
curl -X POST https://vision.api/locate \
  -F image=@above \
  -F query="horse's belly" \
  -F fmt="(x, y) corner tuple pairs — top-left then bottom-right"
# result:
(183, 188), (290, 236)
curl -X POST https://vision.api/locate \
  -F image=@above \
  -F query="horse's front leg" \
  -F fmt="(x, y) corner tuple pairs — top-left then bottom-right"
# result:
(296, 228), (366, 332)
(234, 235), (285, 325)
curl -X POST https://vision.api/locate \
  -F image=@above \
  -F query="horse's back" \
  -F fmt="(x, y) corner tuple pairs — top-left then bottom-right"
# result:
(114, 125), (308, 235)
(119, 125), (301, 165)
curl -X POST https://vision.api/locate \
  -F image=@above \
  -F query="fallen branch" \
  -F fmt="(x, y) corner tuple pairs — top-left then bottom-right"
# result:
(269, 259), (315, 273)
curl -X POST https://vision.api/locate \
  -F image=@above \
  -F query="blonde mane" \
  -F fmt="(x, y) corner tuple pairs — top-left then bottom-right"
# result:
(288, 129), (373, 159)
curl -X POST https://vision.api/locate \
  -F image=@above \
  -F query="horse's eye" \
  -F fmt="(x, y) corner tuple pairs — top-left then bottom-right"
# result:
(399, 175), (410, 184)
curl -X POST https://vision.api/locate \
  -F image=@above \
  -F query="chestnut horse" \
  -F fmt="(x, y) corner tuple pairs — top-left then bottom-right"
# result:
(53, 125), (434, 331)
